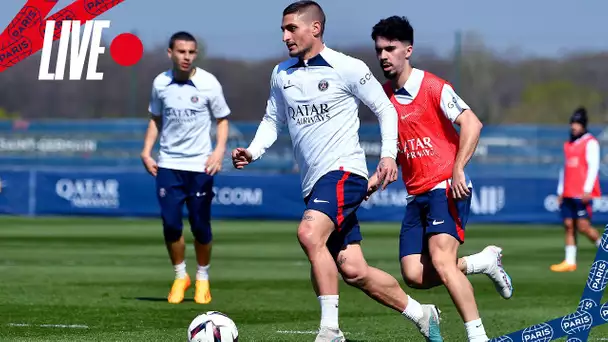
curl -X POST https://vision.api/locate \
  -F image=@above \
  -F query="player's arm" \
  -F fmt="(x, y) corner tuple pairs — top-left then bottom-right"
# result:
(440, 84), (482, 197)
(233, 66), (286, 168)
(441, 84), (483, 170)
(557, 168), (564, 197)
(345, 60), (398, 189)
(583, 139), (600, 201)
(142, 116), (161, 156)
(206, 76), (232, 175)
(141, 86), (163, 176)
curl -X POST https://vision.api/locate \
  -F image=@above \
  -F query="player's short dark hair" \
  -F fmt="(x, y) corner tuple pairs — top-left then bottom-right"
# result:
(169, 31), (197, 49)
(371, 16), (414, 45)
(283, 1), (326, 36)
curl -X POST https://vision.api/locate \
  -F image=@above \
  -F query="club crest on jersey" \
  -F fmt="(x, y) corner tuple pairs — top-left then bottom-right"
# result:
(191, 96), (199, 103)
(318, 79), (329, 92)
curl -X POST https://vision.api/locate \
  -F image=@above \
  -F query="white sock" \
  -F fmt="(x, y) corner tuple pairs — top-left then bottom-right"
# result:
(565, 245), (577, 265)
(174, 261), (187, 279)
(401, 295), (424, 322)
(465, 318), (488, 342)
(196, 264), (210, 281)
(318, 295), (339, 330)
(596, 239), (601, 248)
(464, 251), (489, 275)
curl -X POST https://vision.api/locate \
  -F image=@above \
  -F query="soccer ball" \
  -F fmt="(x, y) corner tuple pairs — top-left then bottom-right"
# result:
(187, 311), (238, 342)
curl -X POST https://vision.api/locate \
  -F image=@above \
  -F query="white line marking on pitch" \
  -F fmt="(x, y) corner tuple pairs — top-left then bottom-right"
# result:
(276, 330), (350, 335)
(8, 323), (89, 329)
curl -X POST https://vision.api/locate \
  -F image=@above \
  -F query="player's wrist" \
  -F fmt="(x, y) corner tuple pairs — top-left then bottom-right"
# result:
(452, 165), (464, 173)
(380, 150), (397, 160)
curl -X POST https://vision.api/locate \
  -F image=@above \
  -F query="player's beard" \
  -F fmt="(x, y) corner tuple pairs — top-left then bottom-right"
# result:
(383, 69), (397, 80)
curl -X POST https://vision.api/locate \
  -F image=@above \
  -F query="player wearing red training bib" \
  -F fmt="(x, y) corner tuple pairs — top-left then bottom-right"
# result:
(366, 16), (514, 342)
(550, 107), (602, 272)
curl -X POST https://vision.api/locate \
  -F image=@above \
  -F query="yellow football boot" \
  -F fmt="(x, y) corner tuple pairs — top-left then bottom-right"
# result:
(168, 274), (191, 304)
(550, 261), (577, 272)
(194, 280), (212, 304)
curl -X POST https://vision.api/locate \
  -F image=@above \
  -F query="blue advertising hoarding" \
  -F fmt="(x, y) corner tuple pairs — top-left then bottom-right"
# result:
(1, 168), (607, 224)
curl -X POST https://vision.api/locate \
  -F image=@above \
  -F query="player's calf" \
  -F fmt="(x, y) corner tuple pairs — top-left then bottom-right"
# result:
(296, 211), (337, 294)
(163, 223), (187, 279)
(191, 217), (213, 304)
(336, 244), (444, 341)
(400, 254), (444, 289)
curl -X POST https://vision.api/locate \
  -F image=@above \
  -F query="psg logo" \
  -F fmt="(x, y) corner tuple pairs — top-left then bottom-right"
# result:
(191, 96), (199, 103)
(318, 79), (329, 92)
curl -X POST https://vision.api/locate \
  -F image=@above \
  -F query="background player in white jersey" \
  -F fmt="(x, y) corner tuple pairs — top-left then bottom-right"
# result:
(232, 2), (442, 341)
(141, 32), (231, 305)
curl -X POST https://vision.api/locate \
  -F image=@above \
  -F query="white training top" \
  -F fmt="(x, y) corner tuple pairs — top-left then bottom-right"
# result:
(148, 67), (231, 173)
(246, 46), (398, 198)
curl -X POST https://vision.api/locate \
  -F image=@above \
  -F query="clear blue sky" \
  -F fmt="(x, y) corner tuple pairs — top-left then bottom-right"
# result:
(3, 0), (606, 60)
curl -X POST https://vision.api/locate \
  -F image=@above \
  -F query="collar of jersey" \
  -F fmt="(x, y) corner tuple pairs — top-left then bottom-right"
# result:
(289, 46), (332, 69)
(168, 68), (198, 88)
(394, 68), (424, 97)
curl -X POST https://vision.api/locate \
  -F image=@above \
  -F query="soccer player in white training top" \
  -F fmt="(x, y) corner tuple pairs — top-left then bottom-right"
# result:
(231, 2), (442, 341)
(141, 31), (231, 305)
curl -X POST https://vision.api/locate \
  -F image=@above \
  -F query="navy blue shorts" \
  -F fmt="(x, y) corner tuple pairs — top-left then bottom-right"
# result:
(304, 170), (368, 257)
(399, 187), (471, 259)
(155, 167), (214, 233)
(561, 197), (593, 220)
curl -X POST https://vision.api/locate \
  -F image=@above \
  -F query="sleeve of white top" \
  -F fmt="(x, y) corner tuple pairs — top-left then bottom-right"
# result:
(583, 139), (600, 193)
(246, 66), (285, 161)
(148, 84), (162, 116)
(344, 59), (398, 159)
(557, 168), (564, 196)
(439, 84), (471, 122)
(208, 75), (231, 119)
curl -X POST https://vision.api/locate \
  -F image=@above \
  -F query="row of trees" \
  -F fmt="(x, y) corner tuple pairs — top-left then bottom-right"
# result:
(1, 32), (607, 124)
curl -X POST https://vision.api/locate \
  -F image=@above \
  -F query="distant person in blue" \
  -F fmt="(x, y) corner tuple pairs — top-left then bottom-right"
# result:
(140, 31), (231, 304)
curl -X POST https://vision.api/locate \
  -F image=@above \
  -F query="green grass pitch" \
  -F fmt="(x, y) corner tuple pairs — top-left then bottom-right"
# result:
(0, 217), (607, 341)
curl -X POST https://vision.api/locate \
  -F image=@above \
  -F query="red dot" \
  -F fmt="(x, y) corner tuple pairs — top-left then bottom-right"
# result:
(110, 33), (143, 67)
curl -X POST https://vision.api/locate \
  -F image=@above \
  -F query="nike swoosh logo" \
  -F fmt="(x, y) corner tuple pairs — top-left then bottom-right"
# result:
(283, 84), (295, 89)
(313, 198), (329, 203)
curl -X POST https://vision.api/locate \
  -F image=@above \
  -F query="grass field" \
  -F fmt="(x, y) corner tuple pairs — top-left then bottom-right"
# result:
(1, 217), (607, 341)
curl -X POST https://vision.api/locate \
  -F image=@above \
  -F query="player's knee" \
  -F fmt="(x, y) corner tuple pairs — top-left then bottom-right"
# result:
(191, 223), (212, 244)
(401, 269), (425, 289)
(338, 260), (368, 288)
(430, 253), (457, 282)
(297, 221), (323, 253)
(163, 222), (183, 243)
(564, 220), (575, 232)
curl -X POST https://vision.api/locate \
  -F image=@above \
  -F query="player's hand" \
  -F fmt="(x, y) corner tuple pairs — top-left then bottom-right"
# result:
(376, 157), (398, 190)
(141, 155), (158, 177)
(582, 193), (592, 205)
(557, 195), (563, 206)
(231, 148), (252, 169)
(365, 173), (380, 200)
(451, 168), (470, 199)
(206, 148), (225, 175)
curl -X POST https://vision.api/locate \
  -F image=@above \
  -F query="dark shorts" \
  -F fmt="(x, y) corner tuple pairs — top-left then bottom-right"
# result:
(399, 187), (471, 259)
(560, 197), (593, 220)
(304, 170), (368, 257)
(155, 167), (214, 232)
